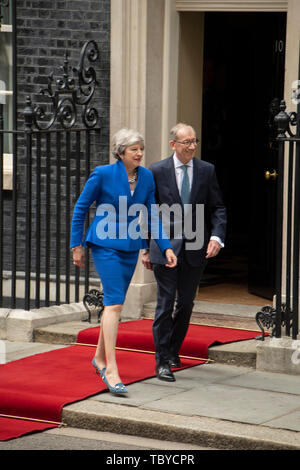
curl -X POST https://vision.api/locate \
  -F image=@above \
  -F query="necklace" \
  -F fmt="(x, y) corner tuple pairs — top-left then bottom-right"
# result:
(128, 169), (138, 184)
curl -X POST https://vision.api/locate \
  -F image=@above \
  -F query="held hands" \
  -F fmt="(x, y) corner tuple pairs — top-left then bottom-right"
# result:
(72, 246), (86, 268)
(142, 248), (177, 270)
(164, 248), (177, 268)
(141, 251), (153, 271)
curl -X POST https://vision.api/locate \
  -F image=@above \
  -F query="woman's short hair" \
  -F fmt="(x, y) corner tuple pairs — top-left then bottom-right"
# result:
(112, 128), (144, 159)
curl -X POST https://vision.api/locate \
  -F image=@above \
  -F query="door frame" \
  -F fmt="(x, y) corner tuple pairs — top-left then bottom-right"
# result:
(175, 0), (288, 12)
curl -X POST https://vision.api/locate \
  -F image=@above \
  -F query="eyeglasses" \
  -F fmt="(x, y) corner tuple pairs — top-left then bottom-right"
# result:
(174, 138), (199, 147)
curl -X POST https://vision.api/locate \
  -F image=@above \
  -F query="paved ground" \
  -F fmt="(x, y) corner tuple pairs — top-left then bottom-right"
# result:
(61, 361), (300, 450)
(2, 331), (300, 450)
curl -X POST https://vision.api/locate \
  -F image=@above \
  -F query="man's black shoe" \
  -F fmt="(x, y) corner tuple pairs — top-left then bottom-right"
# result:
(155, 364), (175, 382)
(168, 356), (182, 369)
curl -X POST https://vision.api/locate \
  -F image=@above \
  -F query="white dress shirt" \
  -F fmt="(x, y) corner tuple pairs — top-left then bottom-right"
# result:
(173, 153), (224, 248)
(173, 153), (193, 193)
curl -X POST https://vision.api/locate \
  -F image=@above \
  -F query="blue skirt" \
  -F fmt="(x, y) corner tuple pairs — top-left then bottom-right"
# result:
(91, 245), (139, 306)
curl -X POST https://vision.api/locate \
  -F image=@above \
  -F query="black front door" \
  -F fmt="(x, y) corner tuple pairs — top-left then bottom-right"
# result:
(201, 12), (286, 300)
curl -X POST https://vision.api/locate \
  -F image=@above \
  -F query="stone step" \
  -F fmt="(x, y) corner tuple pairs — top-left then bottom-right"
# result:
(33, 302), (263, 368)
(33, 321), (86, 345)
(61, 399), (300, 451)
(143, 300), (261, 331)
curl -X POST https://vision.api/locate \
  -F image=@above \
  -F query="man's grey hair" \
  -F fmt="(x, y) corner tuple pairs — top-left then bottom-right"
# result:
(170, 123), (196, 141)
(112, 128), (144, 160)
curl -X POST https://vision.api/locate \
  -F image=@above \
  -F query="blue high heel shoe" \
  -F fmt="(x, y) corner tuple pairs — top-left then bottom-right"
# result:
(102, 370), (128, 395)
(92, 357), (106, 379)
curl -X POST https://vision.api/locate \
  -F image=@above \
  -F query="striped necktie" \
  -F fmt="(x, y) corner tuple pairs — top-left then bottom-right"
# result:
(181, 164), (190, 206)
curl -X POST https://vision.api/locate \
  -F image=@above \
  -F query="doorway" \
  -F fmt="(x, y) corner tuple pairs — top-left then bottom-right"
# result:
(197, 12), (286, 303)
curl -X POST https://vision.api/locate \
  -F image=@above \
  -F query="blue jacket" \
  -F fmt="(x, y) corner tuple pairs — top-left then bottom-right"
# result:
(70, 159), (172, 255)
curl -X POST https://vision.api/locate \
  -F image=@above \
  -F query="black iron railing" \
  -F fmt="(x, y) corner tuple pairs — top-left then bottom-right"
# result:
(256, 96), (300, 340)
(0, 41), (103, 311)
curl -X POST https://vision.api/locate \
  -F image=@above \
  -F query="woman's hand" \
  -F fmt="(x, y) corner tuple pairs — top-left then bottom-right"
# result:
(72, 246), (85, 268)
(165, 248), (177, 268)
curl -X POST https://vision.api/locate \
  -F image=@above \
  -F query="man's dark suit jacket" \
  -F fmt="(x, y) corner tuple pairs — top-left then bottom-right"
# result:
(149, 155), (227, 267)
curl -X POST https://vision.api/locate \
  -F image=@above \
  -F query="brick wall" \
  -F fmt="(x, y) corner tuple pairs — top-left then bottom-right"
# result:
(16, 0), (110, 145)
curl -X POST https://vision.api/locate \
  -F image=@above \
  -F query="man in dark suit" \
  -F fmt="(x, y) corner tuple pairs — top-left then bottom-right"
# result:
(142, 123), (226, 382)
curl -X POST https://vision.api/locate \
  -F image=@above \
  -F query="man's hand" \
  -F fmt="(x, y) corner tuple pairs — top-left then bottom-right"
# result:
(142, 251), (153, 271)
(206, 240), (221, 259)
(165, 248), (177, 268)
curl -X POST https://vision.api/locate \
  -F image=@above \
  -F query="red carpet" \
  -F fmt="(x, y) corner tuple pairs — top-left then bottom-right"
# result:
(78, 318), (258, 360)
(0, 319), (260, 441)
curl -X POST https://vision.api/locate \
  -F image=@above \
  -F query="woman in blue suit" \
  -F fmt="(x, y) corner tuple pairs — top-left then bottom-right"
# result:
(70, 128), (177, 395)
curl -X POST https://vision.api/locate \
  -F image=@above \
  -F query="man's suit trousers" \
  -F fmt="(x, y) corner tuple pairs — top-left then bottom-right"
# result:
(152, 248), (205, 365)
